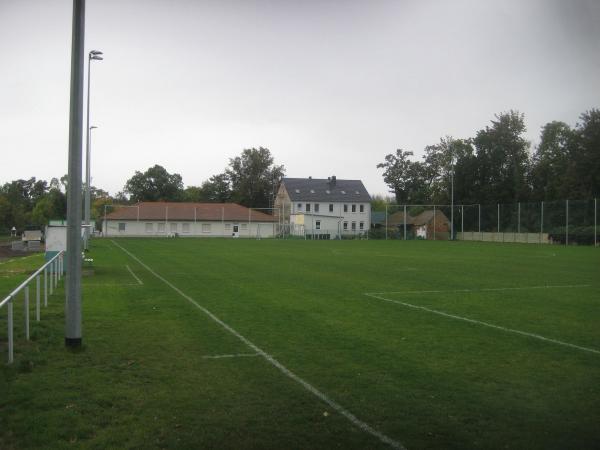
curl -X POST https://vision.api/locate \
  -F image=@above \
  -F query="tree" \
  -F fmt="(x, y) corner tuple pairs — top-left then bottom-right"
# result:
(376, 149), (429, 204)
(124, 165), (184, 202)
(572, 109), (600, 198)
(199, 174), (232, 202)
(226, 148), (285, 208)
(530, 121), (574, 200)
(30, 188), (66, 227)
(472, 111), (531, 204)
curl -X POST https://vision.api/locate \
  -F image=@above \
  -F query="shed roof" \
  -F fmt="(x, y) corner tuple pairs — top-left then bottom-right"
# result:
(411, 210), (450, 226)
(282, 177), (371, 202)
(105, 202), (276, 222)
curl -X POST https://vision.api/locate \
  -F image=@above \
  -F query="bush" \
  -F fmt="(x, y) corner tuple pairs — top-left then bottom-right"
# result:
(548, 226), (597, 245)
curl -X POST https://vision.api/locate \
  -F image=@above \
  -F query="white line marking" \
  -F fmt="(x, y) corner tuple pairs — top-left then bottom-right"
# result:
(203, 353), (261, 359)
(83, 283), (141, 287)
(126, 264), (144, 285)
(367, 284), (591, 296)
(363, 292), (600, 355)
(111, 240), (404, 450)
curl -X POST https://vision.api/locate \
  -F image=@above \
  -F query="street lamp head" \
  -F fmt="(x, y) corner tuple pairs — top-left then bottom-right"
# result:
(91, 55), (103, 61)
(90, 126), (98, 130)
(89, 50), (103, 56)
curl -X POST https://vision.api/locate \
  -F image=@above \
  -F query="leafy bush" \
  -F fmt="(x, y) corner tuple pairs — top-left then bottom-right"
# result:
(548, 226), (597, 245)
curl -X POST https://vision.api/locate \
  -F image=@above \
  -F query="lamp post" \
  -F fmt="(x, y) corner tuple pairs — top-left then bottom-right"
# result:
(84, 50), (103, 250)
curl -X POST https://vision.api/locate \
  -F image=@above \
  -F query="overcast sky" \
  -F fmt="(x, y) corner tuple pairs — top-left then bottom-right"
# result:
(1, 0), (599, 197)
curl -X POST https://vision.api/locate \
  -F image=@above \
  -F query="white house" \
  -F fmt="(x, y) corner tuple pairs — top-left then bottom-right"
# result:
(103, 202), (277, 238)
(274, 176), (371, 239)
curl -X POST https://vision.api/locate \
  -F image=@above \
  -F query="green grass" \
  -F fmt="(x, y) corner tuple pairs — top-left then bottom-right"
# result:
(1, 239), (599, 449)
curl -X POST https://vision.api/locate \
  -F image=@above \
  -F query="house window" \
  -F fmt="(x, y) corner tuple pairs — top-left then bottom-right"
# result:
(241, 223), (248, 230)
(170, 223), (178, 232)
(316, 220), (321, 230)
(359, 222), (364, 230)
(351, 222), (356, 230)
(306, 204), (311, 212)
(360, 204), (364, 213)
(118, 223), (126, 231)
(314, 204), (320, 213)
(182, 223), (190, 233)
(225, 223), (231, 230)
(145, 223), (153, 233)
(202, 223), (211, 233)
(157, 223), (165, 233)
(297, 203), (302, 210)
(343, 204), (348, 213)
(352, 204), (356, 213)
(329, 204), (333, 212)
(343, 222), (348, 230)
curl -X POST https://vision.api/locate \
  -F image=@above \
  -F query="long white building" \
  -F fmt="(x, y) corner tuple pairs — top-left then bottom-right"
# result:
(274, 176), (371, 239)
(103, 202), (277, 238)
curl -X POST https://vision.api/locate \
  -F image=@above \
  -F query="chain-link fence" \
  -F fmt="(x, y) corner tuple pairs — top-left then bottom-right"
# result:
(371, 199), (598, 246)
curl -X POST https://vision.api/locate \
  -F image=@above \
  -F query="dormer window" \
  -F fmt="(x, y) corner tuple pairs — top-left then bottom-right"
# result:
(341, 190), (346, 194)
(295, 189), (300, 193)
(355, 190), (360, 194)
(310, 189), (315, 193)
(325, 190), (330, 194)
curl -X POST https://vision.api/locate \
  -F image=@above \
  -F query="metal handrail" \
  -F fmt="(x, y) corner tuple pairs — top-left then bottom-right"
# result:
(1, 250), (64, 363)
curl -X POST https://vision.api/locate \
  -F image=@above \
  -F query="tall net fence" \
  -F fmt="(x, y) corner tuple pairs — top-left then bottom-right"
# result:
(371, 199), (598, 246)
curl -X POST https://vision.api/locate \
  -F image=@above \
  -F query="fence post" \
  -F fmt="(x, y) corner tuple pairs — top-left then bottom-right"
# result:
(540, 201), (544, 244)
(24, 286), (30, 340)
(461, 205), (464, 238)
(403, 205), (407, 240)
(595, 198), (597, 247)
(517, 202), (521, 235)
(36, 275), (41, 321)
(8, 300), (13, 364)
(497, 204), (500, 234)
(49, 263), (54, 295)
(566, 199), (569, 246)
(478, 204), (481, 241)
(433, 205), (436, 240)
(385, 204), (388, 241)
(44, 267), (48, 306)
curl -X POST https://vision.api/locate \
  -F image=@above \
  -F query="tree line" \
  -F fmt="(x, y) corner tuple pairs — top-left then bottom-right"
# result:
(377, 109), (600, 206)
(0, 147), (284, 233)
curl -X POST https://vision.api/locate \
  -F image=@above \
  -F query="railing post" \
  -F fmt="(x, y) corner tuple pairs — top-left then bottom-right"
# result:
(54, 259), (58, 287)
(44, 267), (48, 306)
(24, 286), (30, 340)
(49, 262), (54, 295)
(36, 275), (41, 321)
(8, 300), (13, 364)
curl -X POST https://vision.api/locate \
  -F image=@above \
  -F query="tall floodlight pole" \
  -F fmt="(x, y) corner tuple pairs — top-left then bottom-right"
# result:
(65, 0), (85, 348)
(450, 169), (454, 240)
(84, 50), (103, 251)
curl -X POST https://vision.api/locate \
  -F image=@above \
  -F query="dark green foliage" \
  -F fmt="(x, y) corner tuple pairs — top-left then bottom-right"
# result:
(124, 164), (184, 202)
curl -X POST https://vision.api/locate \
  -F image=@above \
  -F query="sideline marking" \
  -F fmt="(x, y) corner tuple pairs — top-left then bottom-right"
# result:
(367, 284), (591, 296)
(111, 240), (404, 450)
(203, 353), (260, 359)
(126, 264), (144, 285)
(363, 292), (600, 355)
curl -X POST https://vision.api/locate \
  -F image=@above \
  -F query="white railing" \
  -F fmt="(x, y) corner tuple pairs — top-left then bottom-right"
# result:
(1, 251), (64, 364)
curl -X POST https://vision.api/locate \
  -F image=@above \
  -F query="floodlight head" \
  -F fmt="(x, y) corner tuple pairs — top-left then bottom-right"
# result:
(90, 126), (98, 130)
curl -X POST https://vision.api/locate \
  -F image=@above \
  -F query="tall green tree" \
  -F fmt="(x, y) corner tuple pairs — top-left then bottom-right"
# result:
(376, 149), (429, 204)
(199, 174), (232, 203)
(124, 165), (184, 202)
(226, 148), (284, 208)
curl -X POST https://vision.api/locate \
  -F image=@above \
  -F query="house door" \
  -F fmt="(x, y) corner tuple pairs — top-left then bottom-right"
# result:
(232, 224), (239, 238)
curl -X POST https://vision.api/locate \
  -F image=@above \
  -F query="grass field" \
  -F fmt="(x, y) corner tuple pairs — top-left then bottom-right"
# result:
(1, 238), (599, 449)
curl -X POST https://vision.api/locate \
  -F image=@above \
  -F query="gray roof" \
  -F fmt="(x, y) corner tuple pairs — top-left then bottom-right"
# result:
(283, 177), (371, 202)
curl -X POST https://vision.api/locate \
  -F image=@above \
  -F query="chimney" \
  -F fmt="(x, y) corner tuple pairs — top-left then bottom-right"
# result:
(330, 175), (336, 187)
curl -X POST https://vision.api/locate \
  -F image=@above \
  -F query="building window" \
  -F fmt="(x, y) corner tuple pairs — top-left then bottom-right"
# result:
(352, 204), (356, 213)
(241, 223), (248, 230)
(343, 204), (348, 213)
(306, 203), (311, 212)
(316, 220), (321, 230)
(202, 223), (211, 233)
(158, 223), (166, 233)
(359, 222), (364, 230)
(351, 221), (356, 230)
(360, 204), (364, 213)
(145, 223), (153, 233)
(343, 222), (348, 230)
(182, 223), (190, 233)
(329, 204), (333, 212)
(118, 223), (126, 231)
(170, 223), (178, 232)
(297, 203), (302, 210)
(225, 223), (231, 230)
(314, 204), (320, 213)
